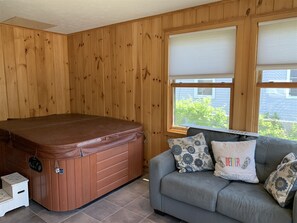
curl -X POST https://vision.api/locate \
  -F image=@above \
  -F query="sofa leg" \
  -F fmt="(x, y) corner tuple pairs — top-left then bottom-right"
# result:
(154, 209), (165, 216)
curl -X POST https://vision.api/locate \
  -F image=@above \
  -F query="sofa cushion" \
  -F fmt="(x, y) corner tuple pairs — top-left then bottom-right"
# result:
(255, 136), (297, 183)
(264, 152), (297, 207)
(217, 182), (292, 223)
(168, 133), (214, 173)
(212, 140), (259, 183)
(161, 171), (230, 212)
(187, 127), (240, 150)
(187, 127), (241, 161)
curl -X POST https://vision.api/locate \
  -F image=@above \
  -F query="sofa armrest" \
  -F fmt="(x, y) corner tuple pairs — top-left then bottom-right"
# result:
(149, 149), (176, 211)
(293, 192), (297, 223)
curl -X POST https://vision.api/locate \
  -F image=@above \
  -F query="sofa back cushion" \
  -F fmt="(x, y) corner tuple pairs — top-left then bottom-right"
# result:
(187, 127), (297, 183)
(187, 128), (240, 161)
(255, 136), (297, 183)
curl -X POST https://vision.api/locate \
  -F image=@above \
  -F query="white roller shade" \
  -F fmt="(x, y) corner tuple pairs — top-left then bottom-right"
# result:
(257, 18), (297, 70)
(169, 27), (236, 80)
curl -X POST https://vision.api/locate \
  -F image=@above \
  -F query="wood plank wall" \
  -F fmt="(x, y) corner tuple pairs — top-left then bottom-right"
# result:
(0, 24), (70, 120)
(68, 0), (297, 166)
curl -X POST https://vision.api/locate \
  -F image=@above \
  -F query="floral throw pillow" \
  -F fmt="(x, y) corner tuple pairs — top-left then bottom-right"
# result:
(264, 152), (297, 207)
(168, 133), (214, 173)
(211, 140), (259, 183)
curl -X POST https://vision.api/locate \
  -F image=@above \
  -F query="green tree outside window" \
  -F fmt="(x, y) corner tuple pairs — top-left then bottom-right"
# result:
(174, 98), (297, 141)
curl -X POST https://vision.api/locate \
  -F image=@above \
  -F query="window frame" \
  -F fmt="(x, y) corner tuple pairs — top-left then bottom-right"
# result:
(287, 70), (297, 98)
(164, 20), (244, 135)
(247, 12), (297, 133)
(255, 70), (297, 133)
(193, 79), (216, 99)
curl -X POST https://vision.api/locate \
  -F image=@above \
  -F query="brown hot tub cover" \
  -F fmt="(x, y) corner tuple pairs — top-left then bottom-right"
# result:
(0, 114), (143, 159)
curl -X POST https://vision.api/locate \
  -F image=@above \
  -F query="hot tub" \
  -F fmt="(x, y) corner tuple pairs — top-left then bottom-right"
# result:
(0, 114), (143, 211)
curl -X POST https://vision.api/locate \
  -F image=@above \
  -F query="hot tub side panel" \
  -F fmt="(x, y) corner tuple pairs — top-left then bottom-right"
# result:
(1, 136), (143, 211)
(0, 143), (4, 176)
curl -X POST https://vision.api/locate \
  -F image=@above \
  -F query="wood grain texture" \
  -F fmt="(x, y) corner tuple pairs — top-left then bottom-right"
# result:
(142, 19), (153, 166)
(1, 138), (142, 211)
(65, 159), (75, 210)
(184, 8), (197, 25)
(256, 0), (274, 14)
(116, 24), (127, 120)
(274, 0), (293, 10)
(0, 1), (296, 169)
(224, 1), (240, 19)
(35, 30), (48, 116)
(67, 0), (297, 165)
(128, 136), (144, 180)
(151, 17), (163, 159)
(24, 29), (39, 117)
(2, 25), (20, 118)
(172, 12), (185, 27)
(13, 28), (30, 118)
(102, 27), (113, 117)
(196, 6), (210, 24)
(53, 34), (70, 114)
(0, 24), (70, 120)
(44, 32), (56, 115)
(239, 0), (256, 17)
(0, 26), (8, 121)
(232, 20), (248, 131)
(209, 3), (224, 21)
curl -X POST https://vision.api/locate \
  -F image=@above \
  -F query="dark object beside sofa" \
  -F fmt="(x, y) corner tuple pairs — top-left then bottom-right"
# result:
(149, 127), (297, 223)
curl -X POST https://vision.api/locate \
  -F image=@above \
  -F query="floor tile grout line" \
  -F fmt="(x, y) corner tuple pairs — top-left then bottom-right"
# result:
(5, 179), (150, 223)
(77, 190), (141, 222)
(40, 208), (83, 223)
(102, 197), (122, 209)
(139, 217), (158, 223)
(28, 206), (41, 215)
(122, 196), (153, 218)
(127, 207), (154, 219)
(80, 212), (102, 223)
(122, 195), (142, 208)
(122, 187), (146, 197)
(42, 178), (144, 222)
(122, 195), (152, 219)
(99, 194), (145, 222)
(82, 202), (122, 223)
(122, 180), (149, 194)
(104, 188), (142, 209)
(102, 181), (150, 219)
(0, 183), (181, 223)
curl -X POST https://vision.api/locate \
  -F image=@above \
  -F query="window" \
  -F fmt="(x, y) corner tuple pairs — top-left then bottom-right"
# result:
(173, 81), (231, 130)
(167, 26), (236, 132)
(288, 70), (297, 97)
(194, 79), (215, 98)
(255, 17), (297, 140)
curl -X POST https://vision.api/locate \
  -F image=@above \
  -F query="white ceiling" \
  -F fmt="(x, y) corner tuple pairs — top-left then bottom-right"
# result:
(0, 0), (219, 34)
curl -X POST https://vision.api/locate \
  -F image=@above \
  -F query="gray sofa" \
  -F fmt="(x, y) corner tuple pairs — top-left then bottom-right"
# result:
(149, 127), (297, 223)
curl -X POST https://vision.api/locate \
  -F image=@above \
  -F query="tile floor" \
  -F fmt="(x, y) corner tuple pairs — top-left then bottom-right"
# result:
(0, 175), (183, 223)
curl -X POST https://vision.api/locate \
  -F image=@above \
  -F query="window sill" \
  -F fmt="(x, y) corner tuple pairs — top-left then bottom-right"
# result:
(166, 127), (187, 136)
(167, 125), (259, 138)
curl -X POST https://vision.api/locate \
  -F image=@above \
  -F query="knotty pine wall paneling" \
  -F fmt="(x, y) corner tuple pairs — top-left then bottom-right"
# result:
(2, 25), (20, 118)
(65, 0), (297, 166)
(23, 29), (39, 117)
(0, 28), (8, 121)
(0, 24), (70, 120)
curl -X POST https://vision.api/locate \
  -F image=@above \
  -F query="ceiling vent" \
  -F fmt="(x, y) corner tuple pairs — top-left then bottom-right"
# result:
(1, 16), (56, 30)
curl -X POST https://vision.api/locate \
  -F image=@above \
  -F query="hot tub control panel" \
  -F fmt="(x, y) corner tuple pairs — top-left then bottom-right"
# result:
(29, 157), (42, 172)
